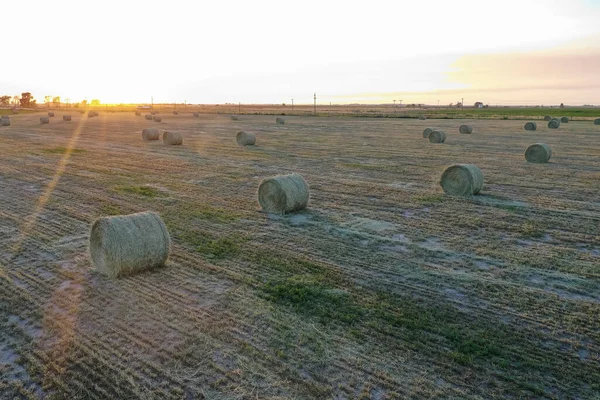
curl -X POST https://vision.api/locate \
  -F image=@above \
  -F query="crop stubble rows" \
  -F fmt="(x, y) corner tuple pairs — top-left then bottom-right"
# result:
(0, 112), (599, 399)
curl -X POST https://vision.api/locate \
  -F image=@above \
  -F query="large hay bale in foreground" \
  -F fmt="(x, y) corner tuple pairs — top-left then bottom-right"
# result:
(594, 118), (600, 125)
(145, 114), (153, 120)
(40, 117), (50, 124)
(548, 119), (560, 129)
(48, 112), (55, 117)
(153, 116), (162, 122)
(544, 116), (552, 121)
(63, 115), (72, 121)
(236, 131), (256, 146)
(89, 211), (171, 277)
(440, 164), (483, 196)
(525, 143), (552, 163)
(1, 118), (10, 126)
(459, 125), (473, 134)
(423, 127), (435, 138)
(560, 117), (569, 123)
(524, 122), (537, 131)
(163, 131), (183, 145)
(142, 128), (160, 141)
(276, 117), (285, 124)
(428, 130), (447, 143)
(258, 173), (309, 214)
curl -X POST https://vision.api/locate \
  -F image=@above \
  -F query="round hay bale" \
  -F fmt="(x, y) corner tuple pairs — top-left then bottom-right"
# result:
(525, 143), (552, 163)
(236, 131), (256, 146)
(231, 115), (239, 120)
(145, 114), (153, 120)
(62, 115), (72, 121)
(423, 127), (435, 138)
(88, 111), (95, 117)
(524, 122), (537, 131)
(544, 116), (552, 121)
(594, 118), (600, 125)
(428, 130), (447, 143)
(276, 117), (285, 124)
(459, 125), (473, 134)
(40, 117), (50, 124)
(440, 164), (483, 196)
(48, 112), (55, 117)
(560, 116), (569, 123)
(548, 119), (560, 129)
(1, 118), (10, 126)
(1, 115), (9, 119)
(173, 111), (178, 115)
(89, 211), (171, 278)
(153, 116), (162, 122)
(418, 115), (426, 120)
(193, 112), (199, 117)
(163, 131), (183, 145)
(142, 128), (160, 141)
(258, 173), (309, 214)
(135, 111), (141, 116)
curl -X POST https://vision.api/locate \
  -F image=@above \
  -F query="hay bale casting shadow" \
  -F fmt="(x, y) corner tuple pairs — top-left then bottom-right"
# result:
(163, 131), (183, 145)
(40, 117), (50, 124)
(548, 119), (560, 129)
(236, 131), (256, 146)
(524, 122), (537, 131)
(544, 116), (552, 121)
(459, 125), (473, 134)
(428, 130), (446, 143)
(63, 115), (72, 121)
(525, 143), (552, 163)
(142, 128), (160, 141)
(276, 117), (285, 124)
(560, 117), (569, 123)
(258, 173), (309, 214)
(440, 164), (483, 196)
(89, 211), (171, 278)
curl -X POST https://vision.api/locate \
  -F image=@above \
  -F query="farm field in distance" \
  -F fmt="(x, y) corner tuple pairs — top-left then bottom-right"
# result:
(0, 111), (599, 399)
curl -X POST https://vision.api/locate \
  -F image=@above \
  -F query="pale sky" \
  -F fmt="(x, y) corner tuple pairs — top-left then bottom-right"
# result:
(1, 0), (599, 105)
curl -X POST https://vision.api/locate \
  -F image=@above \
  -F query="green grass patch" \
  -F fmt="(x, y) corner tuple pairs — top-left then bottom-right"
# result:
(179, 231), (245, 259)
(192, 205), (239, 223)
(415, 193), (445, 204)
(99, 203), (123, 216)
(115, 185), (160, 198)
(43, 147), (86, 154)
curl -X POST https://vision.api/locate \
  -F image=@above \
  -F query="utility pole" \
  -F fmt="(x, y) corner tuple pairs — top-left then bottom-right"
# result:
(314, 93), (316, 115)
(151, 96), (154, 109)
(238, 102), (241, 114)
(393, 99), (396, 113)
(291, 99), (294, 113)
(437, 100), (440, 108)
(461, 97), (464, 110)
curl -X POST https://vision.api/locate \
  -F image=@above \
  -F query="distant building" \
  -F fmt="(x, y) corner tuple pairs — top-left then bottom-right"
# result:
(474, 102), (484, 109)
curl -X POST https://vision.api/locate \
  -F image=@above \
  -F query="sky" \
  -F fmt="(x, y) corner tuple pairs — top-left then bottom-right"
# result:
(1, 0), (599, 106)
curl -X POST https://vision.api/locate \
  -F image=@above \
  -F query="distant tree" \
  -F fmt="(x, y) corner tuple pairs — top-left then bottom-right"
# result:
(0, 95), (10, 106)
(560, 103), (565, 108)
(91, 99), (100, 106)
(456, 102), (462, 108)
(449, 103), (454, 107)
(52, 96), (60, 105)
(20, 92), (36, 107)
(12, 95), (20, 106)
(81, 99), (88, 107)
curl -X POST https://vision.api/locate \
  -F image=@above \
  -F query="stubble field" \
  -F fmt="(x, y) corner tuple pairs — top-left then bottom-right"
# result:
(1, 111), (599, 399)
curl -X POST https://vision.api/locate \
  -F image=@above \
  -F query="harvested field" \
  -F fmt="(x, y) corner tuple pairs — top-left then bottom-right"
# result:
(0, 112), (599, 399)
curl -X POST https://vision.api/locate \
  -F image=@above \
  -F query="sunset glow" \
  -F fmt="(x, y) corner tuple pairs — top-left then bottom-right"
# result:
(2, 0), (599, 105)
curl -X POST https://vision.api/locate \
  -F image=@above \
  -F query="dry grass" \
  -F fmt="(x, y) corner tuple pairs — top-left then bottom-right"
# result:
(0, 112), (599, 399)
